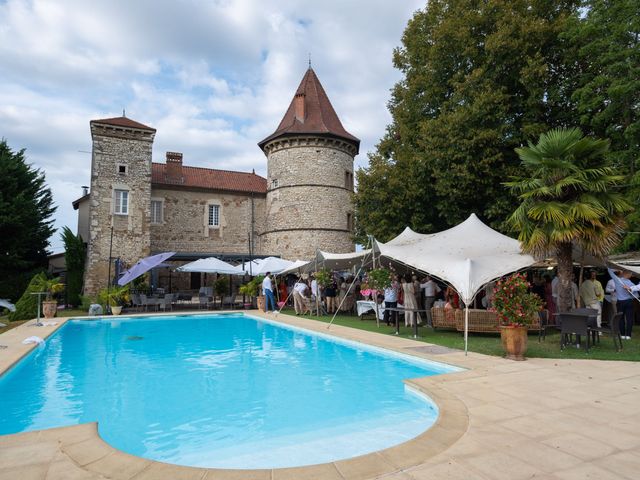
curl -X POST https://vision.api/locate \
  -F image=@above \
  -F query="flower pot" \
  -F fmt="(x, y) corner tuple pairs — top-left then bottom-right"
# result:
(256, 295), (266, 311)
(500, 325), (528, 361)
(42, 300), (58, 318)
(243, 303), (252, 310)
(111, 306), (123, 315)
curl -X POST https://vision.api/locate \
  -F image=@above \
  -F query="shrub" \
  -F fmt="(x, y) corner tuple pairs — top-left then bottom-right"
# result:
(491, 273), (542, 326)
(8, 272), (49, 321)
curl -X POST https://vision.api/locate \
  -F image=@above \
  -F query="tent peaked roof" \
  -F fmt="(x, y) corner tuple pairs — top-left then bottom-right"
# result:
(258, 68), (360, 152)
(376, 214), (536, 304)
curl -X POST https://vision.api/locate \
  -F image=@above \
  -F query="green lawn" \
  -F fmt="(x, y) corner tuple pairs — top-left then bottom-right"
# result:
(279, 309), (640, 361)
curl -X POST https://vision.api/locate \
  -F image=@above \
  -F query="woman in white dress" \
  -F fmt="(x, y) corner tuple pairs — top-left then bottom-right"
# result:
(402, 275), (420, 326)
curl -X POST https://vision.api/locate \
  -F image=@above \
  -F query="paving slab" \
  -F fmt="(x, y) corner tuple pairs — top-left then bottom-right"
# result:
(0, 310), (638, 480)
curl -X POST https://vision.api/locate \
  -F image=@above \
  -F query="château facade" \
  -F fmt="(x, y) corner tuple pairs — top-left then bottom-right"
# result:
(74, 68), (359, 295)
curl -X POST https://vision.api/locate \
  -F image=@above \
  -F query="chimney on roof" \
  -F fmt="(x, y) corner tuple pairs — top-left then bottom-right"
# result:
(166, 152), (183, 183)
(294, 93), (305, 122)
(81, 185), (89, 196)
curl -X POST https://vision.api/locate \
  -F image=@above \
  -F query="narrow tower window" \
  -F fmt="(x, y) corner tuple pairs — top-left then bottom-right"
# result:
(347, 213), (353, 232)
(345, 171), (353, 190)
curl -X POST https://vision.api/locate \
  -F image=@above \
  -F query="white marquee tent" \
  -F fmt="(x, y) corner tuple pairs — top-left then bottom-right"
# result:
(375, 214), (538, 354)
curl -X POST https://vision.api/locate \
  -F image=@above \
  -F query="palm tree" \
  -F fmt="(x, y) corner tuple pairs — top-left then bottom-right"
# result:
(506, 128), (632, 313)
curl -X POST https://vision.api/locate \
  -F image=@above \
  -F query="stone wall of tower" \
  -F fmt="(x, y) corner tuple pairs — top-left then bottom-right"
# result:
(260, 136), (355, 259)
(83, 124), (155, 296)
(150, 188), (266, 254)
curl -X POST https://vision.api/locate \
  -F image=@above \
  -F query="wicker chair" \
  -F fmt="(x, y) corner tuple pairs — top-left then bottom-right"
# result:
(453, 309), (542, 334)
(455, 309), (499, 333)
(431, 307), (457, 330)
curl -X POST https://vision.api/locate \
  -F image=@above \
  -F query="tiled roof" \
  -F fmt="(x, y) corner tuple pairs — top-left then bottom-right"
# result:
(91, 116), (156, 132)
(151, 163), (267, 194)
(258, 68), (360, 151)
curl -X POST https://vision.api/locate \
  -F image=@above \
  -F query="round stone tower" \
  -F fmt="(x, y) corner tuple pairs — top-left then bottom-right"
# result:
(258, 68), (360, 259)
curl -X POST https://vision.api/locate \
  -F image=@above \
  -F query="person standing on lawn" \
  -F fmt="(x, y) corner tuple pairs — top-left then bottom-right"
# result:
(262, 272), (276, 313)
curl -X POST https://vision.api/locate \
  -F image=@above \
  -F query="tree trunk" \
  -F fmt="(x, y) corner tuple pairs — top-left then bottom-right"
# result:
(556, 242), (573, 313)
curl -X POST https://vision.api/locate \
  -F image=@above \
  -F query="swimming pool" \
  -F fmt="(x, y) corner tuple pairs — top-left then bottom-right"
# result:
(0, 313), (461, 468)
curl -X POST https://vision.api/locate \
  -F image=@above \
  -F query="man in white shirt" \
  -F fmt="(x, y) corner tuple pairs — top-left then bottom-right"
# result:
(262, 272), (276, 313)
(421, 276), (441, 327)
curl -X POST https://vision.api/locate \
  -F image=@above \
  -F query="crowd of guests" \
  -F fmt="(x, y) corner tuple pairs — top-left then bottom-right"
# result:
(261, 268), (637, 338)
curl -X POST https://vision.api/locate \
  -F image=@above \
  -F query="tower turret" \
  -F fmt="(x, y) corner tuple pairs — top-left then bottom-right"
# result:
(258, 68), (359, 259)
(83, 115), (156, 296)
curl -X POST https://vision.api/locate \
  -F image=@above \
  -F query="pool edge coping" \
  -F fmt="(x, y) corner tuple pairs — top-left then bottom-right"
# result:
(0, 310), (470, 479)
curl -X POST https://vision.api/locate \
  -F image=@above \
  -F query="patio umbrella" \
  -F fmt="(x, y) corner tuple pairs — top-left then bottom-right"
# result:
(246, 257), (295, 275)
(118, 252), (176, 286)
(176, 257), (245, 275)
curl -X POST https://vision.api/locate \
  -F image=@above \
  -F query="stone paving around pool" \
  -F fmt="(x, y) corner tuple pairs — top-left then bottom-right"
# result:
(0, 310), (639, 480)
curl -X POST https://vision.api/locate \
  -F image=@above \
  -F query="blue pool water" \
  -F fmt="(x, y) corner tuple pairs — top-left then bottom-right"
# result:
(0, 314), (460, 468)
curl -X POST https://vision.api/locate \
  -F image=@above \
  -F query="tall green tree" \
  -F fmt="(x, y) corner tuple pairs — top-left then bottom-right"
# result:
(0, 140), (56, 300)
(355, 0), (579, 242)
(563, 0), (640, 249)
(61, 226), (86, 307)
(506, 128), (632, 312)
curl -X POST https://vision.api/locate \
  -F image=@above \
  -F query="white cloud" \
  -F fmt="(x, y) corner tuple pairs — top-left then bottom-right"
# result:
(0, 0), (425, 252)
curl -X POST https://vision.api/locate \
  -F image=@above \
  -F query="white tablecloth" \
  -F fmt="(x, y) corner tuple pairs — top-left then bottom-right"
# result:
(357, 300), (384, 320)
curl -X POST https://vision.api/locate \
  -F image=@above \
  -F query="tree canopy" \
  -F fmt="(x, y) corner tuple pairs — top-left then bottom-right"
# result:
(355, 0), (638, 244)
(0, 139), (56, 301)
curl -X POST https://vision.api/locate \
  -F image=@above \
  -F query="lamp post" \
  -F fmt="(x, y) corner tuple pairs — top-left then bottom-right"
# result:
(106, 225), (114, 314)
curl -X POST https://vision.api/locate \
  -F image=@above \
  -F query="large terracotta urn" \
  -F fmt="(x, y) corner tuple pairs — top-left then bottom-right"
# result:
(500, 325), (528, 361)
(256, 295), (266, 311)
(42, 300), (58, 318)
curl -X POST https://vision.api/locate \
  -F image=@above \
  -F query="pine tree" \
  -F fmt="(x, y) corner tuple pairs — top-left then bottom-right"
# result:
(61, 226), (86, 307)
(0, 140), (56, 301)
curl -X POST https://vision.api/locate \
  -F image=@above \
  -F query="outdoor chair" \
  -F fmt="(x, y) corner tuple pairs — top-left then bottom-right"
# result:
(557, 312), (593, 352)
(222, 296), (235, 309)
(159, 294), (174, 312)
(131, 294), (142, 312)
(431, 307), (457, 330)
(538, 309), (558, 342)
(140, 294), (159, 312)
(198, 294), (212, 310)
(590, 311), (623, 352)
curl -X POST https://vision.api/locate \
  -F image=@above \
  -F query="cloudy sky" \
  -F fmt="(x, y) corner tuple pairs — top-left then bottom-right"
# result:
(0, 0), (424, 252)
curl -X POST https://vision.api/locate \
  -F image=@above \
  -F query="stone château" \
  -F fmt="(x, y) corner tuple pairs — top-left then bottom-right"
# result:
(74, 68), (359, 295)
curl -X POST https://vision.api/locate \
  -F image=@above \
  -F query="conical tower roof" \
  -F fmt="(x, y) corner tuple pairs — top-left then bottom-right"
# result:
(258, 68), (360, 153)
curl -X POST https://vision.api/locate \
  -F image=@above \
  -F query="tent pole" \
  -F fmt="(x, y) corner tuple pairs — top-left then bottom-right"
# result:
(328, 237), (373, 329)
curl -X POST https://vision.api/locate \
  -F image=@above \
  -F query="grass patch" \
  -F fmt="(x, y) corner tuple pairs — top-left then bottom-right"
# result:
(279, 309), (640, 361)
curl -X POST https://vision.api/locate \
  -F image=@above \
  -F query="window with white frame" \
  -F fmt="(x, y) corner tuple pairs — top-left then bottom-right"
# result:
(150, 200), (163, 224)
(114, 189), (129, 215)
(272, 178), (279, 188)
(208, 204), (220, 227)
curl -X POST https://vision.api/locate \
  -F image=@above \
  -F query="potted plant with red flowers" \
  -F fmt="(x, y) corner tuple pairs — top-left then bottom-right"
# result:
(491, 273), (542, 360)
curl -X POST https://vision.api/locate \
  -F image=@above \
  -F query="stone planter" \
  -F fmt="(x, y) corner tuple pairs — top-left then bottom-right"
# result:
(500, 325), (528, 361)
(256, 295), (266, 311)
(42, 300), (58, 318)
(111, 306), (123, 315)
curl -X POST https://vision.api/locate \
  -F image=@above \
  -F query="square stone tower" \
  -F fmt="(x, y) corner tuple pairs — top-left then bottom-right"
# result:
(258, 68), (360, 259)
(83, 116), (156, 296)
